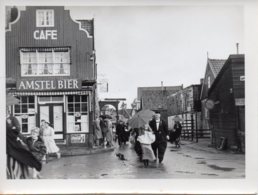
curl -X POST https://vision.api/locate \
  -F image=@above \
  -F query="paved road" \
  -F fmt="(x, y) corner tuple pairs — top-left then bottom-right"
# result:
(40, 141), (245, 179)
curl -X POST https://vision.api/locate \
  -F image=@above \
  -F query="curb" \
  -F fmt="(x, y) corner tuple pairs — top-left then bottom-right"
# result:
(59, 146), (115, 157)
(180, 141), (243, 155)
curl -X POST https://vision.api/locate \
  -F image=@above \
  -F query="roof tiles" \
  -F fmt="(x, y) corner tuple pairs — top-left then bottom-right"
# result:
(208, 59), (226, 77)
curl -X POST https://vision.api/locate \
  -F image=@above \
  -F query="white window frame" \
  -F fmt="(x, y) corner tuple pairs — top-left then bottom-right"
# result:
(20, 48), (71, 77)
(36, 9), (54, 27)
(66, 95), (89, 133)
(13, 96), (36, 134)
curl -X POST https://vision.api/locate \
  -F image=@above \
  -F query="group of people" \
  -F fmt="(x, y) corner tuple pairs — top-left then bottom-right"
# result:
(93, 116), (114, 148)
(131, 112), (182, 167)
(129, 112), (169, 167)
(93, 116), (131, 148)
(6, 108), (61, 179)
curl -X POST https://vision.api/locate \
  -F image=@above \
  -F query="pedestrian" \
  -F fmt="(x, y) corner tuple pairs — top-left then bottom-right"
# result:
(40, 120), (61, 159)
(93, 117), (103, 147)
(173, 121), (182, 148)
(137, 124), (156, 167)
(6, 108), (42, 179)
(104, 118), (114, 147)
(116, 120), (127, 147)
(131, 128), (143, 161)
(20, 127), (46, 178)
(149, 111), (169, 163)
(100, 117), (107, 147)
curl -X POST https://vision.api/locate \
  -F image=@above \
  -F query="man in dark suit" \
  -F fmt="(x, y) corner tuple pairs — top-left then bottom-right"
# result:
(149, 112), (169, 163)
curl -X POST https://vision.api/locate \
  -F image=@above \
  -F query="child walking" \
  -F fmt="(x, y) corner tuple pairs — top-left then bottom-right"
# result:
(137, 124), (156, 167)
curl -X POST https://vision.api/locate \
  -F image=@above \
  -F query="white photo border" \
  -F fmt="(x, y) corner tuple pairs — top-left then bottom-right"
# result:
(0, 0), (258, 194)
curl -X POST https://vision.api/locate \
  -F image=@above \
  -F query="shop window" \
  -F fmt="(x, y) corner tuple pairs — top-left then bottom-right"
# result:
(38, 96), (63, 104)
(20, 48), (71, 77)
(67, 95), (89, 133)
(36, 9), (54, 27)
(13, 96), (36, 134)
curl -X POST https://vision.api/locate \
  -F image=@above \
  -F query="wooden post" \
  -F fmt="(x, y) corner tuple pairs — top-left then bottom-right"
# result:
(191, 114), (194, 141)
(195, 112), (198, 143)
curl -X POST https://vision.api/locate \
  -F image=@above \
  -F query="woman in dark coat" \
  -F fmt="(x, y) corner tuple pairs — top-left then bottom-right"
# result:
(6, 115), (42, 179)
(173, 121), (182, 148)
(116, 121), (127, 146)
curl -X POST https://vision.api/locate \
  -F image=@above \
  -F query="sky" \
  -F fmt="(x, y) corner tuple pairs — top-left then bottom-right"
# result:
(68, 6), (244, 108)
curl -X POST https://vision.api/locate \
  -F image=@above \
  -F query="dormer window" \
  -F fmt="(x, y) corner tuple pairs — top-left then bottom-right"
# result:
(36, 9), (54, 27)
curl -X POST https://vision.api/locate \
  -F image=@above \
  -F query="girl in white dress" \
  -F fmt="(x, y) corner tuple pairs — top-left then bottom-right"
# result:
(40, 120), (61, 159)
(137, 124), (156, 167)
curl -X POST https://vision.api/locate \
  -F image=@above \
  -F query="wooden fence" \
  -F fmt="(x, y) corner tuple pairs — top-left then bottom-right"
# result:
(180, 118), (211, 142)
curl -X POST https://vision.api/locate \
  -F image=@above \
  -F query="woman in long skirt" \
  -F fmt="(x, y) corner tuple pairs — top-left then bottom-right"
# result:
(104, 119), (114, 147)
(137, 124), (156, 167)
(40, 120), (61, 159)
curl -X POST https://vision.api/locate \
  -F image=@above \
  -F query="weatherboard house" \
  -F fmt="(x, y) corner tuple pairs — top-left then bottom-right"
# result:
(6, 6), (97, 147)
(199, 58), (226, 136)
(207, 54), (245, 151)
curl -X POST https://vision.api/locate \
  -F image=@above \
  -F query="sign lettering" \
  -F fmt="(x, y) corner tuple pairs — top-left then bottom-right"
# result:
(33, 30), (57, 40)
(17, 79), (81, 91)
(71, 134), (85, 144)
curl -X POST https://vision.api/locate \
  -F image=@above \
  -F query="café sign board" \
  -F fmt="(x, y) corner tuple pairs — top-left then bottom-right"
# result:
(17, 79), (81, 91)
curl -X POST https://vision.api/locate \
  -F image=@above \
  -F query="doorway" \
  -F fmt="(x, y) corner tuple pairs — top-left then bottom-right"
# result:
(39, 104), (64, 140)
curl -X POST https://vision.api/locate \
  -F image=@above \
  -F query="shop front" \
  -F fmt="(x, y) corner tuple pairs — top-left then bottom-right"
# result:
(6, 6), (96, 147)
(8, 79), (93, 146)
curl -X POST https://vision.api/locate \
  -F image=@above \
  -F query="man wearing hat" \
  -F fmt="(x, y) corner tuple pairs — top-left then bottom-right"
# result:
(149, 111), (169, 163)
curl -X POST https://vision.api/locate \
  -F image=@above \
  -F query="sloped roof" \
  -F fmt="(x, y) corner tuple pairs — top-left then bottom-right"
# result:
(208, 59), (226, 77)
(208, 54), (245, 96)
(199, 58), (226, 100)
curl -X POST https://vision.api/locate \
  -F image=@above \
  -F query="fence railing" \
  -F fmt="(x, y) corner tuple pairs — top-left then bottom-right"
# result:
(181, 128), (211, 142)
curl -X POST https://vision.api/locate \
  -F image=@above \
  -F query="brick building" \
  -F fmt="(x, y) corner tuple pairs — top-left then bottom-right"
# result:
(137, 85), (182, 122)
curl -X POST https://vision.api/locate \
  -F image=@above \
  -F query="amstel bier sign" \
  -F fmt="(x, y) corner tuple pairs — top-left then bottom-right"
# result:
(17, 79), (81, 91)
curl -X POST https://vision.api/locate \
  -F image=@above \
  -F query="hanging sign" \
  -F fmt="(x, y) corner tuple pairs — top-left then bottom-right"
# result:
(235, 98), (245, 106)
(205, 99), (215, 110)
(17, 79), (81, 91)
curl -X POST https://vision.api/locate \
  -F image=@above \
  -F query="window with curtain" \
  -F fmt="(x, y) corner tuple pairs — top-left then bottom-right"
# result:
(13, 96), (36, 134)
(20, 48), (71, 77)
(36, 9), (54, 27)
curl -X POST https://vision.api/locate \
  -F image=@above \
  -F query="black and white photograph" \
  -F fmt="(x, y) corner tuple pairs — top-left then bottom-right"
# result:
(1, 0), (258, 194)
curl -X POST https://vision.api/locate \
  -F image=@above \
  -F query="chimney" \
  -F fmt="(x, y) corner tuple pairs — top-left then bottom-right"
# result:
(161, 81), (164, 90)
(236, 43), (239, 54)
